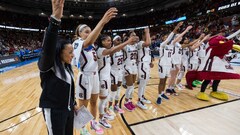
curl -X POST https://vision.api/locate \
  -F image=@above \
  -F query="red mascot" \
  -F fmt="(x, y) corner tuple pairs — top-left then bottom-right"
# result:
(186, 35), (240, 101)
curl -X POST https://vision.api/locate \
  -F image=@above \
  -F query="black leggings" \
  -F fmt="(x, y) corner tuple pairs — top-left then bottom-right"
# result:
(200, 80), (220, 92)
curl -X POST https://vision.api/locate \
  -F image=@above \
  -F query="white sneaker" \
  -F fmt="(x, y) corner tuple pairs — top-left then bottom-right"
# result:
(142, 97), (151, 104)
(108, 106), (116, 116)
(176, 83), (184, 90)
(137, 101), (148, 110)
(99, 118), (112, 128)
(103, 113), (115, 121)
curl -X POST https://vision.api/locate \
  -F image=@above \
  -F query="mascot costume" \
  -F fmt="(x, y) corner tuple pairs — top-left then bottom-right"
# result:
(186, 29), (240, 101)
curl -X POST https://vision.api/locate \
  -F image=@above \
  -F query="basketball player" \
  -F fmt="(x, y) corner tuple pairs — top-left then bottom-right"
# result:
(157, 22), (183, 105)
(188, 33), (206, 71)
(136, 27), (152, 110)
(73, 8), (118, 134)
(108, 35), (125, 114)
(123, 31), (138, 111)
(96, 34), (136, 128)
(175, 37), (199, 90)
(188, 34), (210, 69)
(166, 25), (192, 95)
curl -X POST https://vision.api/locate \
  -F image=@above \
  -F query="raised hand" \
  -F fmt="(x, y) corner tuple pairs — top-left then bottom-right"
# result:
(186, 25), (193, 31)
(51, 0), (65, 20)
(127, 36), (138, 44)
(144, 27), (150, 33)
(100, 7), (118, 24)
(177, 21), (184, 27)
(173, 21), (183, 33)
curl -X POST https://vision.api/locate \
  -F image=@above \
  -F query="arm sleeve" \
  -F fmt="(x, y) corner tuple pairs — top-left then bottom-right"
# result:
(37, 17), (60, 72)
(161, 32), (175, 47)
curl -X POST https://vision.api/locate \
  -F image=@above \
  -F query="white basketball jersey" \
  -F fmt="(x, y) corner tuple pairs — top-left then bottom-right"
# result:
(123, 44), (138, 65)
(80, 47), (98, 72)
(181, 47), (189, 61)
(159, 44), (173, 66)
(189, 48), (199, 64)
(111, 50), (124, 70)
(97, 47), (111, 79)
(172, 42), (182, 64)
(198, 43), (207, 58)
(137, 41), (151, 63)
(73, 38), (98, 72)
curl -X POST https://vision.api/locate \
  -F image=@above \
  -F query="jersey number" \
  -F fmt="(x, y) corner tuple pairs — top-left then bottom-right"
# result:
(168, 52), (172, 57)
(117, 58), (123, 65)
(130, 53), (137, 60)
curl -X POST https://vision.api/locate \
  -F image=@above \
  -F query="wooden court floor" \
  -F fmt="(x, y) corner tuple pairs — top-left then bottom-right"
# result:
(0, 60), (239, 135)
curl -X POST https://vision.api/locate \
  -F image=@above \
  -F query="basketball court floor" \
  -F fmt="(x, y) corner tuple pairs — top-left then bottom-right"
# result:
(0, 59), (240, 135)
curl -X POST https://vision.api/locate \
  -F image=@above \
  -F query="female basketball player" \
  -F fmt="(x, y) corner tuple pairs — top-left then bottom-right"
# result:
(166, 25), (192, 95)
(96, 34), (136, 128)
(108, 35), (125, 114)
(73, 8), (118, 134)
(157, 22), (183, 105)
(38, 0), (75, 134)
(123, 31), (139, 111)
(188, 33), (208, 71)
(136, 27), (152, 110)
(175, 37), (199, 90)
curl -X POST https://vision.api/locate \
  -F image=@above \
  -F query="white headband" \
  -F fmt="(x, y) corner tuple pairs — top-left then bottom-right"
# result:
(113, 35), (121, 41)
(79, 24), (88, 32)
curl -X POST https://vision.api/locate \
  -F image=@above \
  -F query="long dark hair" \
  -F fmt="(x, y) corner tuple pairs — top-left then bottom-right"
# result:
(96, 34), (110, 49)
(55, 38), (73, 79)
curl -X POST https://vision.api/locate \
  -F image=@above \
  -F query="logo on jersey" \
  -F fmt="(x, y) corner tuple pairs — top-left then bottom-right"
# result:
(74, 43), (79, 49)
(79, 93), (83, 98)
(101, 84), (106, 89)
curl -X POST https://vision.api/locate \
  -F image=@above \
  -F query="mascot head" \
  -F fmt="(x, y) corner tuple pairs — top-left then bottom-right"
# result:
(208, 36), (230, 47)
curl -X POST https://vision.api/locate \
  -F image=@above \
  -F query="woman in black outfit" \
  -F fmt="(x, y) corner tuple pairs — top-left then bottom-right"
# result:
(38, 0), (76, 135)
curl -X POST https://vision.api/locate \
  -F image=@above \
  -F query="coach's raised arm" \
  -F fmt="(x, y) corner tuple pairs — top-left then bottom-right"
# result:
(38, 0), (63, 71)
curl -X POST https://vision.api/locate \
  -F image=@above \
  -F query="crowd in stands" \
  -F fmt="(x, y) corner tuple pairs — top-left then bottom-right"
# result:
(0, 30), (42, 57)
(0, 0), (239, 58)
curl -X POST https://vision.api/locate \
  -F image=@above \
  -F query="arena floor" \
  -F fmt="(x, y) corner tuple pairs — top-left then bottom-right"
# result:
(0, 59), (240, 135)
